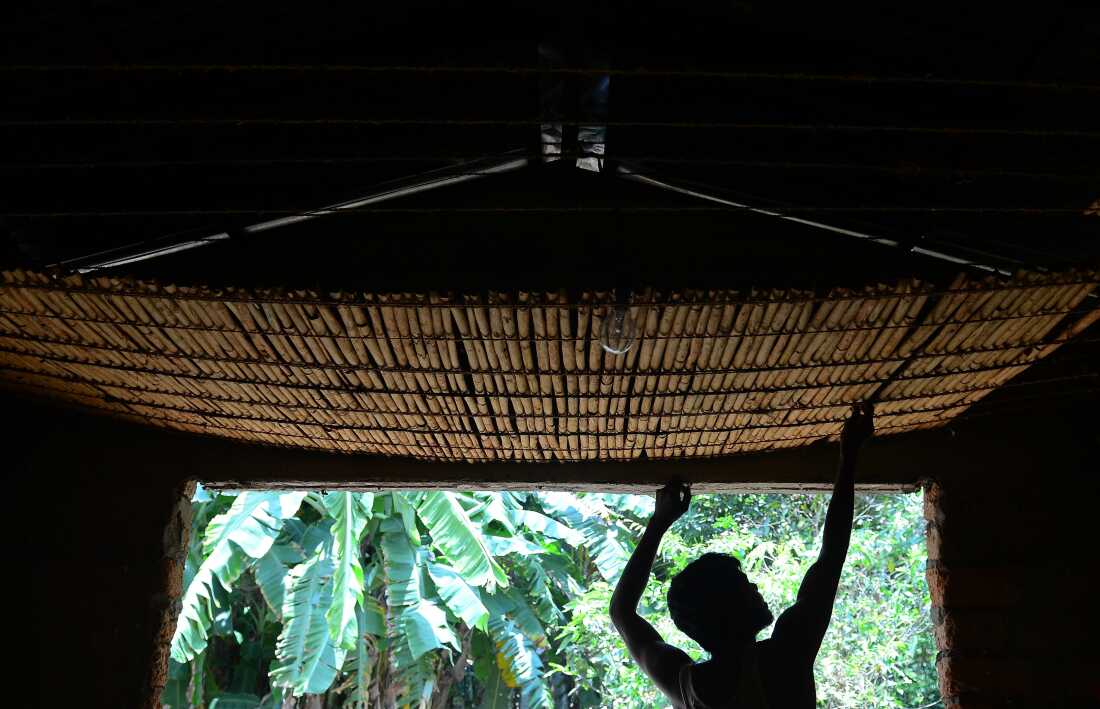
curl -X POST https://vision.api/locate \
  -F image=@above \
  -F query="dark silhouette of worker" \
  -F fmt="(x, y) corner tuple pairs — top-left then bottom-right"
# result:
(610, 404), (875, 708)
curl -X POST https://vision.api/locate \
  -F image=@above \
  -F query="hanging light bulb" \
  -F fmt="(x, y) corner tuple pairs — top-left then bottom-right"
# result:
(600, 304), (638, 355)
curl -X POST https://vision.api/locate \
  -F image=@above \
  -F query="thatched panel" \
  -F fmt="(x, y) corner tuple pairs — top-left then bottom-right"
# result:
(0, 269), (1095, 462)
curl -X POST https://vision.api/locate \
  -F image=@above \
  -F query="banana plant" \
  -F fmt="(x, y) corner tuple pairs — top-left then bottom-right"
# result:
(324, 491), (374, 650)
(414, 491), (509, 591)
(269, 552), (347, 695)
(170, 491), (307, 662)
(168, 486), (649, 707)
(533, 491), (644, 583)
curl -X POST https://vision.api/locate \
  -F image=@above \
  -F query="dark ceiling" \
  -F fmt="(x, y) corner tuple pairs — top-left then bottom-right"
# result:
(2, 1), (1098, 287)
(1, 0), (1098, 450)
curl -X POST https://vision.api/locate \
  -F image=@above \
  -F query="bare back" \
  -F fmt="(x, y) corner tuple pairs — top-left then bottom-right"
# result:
(677, 637), (816, 709)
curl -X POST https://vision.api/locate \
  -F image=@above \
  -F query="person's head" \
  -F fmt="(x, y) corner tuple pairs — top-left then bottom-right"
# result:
(667, 553), (773, 654)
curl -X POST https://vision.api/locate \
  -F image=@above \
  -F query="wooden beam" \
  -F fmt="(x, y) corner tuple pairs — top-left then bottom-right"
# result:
(199, 452), (919, 494)
(8, 394), (927, 492)
(10, 392), (1094, 494)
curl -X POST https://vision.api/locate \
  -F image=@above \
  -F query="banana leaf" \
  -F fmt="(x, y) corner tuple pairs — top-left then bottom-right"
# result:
(488, 617), (552, 709)
(171, 492), (307, 662)
(403, 598), (460, 660)
(379, 516), (423, 608)
(416, 491), (508, 591)
(346, 603), (374, 708)
(253, 552), (289, 620)
(392, 491), (421, 544)
(535, 492), (630, 582)
(513, 509), (584, 546)
(269, 554), (347, 696)
(323, 492), (373, 650)
(160, 659), (189, 708)
(427, 562), (490, 632)
(477, 661), (514, 709)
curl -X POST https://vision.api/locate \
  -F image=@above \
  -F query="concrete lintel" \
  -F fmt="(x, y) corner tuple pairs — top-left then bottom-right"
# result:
(198, 448), (919, 492)
(9, 395), (967, 493)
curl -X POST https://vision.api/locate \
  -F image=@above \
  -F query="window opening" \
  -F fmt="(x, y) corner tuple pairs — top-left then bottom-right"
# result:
(162, 485), (937, 708)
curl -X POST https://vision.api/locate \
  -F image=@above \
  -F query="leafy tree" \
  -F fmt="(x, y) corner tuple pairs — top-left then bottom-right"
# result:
(164, 488), (937, 708)
(555, 493), (940, 708)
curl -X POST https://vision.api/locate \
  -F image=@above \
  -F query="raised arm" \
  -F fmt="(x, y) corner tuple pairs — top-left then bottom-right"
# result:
(772, 403), (874, 658)
(610, 483), (693, 703)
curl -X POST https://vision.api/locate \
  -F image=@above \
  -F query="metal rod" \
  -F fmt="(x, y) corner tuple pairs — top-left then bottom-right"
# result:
(52, 154), (529, 273)
(618, 166), (1023, 277)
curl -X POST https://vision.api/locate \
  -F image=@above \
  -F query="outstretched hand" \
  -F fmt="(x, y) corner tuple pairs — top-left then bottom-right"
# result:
(841, 402), (875, 457)
(652, 482), (691, 529)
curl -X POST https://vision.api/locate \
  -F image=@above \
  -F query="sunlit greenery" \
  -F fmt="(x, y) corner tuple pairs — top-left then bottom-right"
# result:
(559, 494), (939, 708)
(164, 487), (937, 708)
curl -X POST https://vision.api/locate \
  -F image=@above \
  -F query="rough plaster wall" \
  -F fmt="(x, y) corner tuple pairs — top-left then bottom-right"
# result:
(8, 393), (1097, 708)
(925, 476), (1100, 708)
(36, 478), (190, 709)
(145, 480), (194, 709)
(5, 405), (193, 709)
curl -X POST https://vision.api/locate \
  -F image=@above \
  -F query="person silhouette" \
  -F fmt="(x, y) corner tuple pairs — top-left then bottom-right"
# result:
(610, 404), (875, 708)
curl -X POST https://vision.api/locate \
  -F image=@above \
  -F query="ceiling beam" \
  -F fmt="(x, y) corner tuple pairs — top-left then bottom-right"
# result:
(9, 389), (1096, 494)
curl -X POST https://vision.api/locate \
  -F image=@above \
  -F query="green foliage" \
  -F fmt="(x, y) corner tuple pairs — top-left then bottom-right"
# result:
(347, 603), (374, 707)
(536, 492), (633, 582)
(269, 553), (346, 695)
(207, 693), (261, 708)
(416, 491), (509, 591)
(428, 562), (491, 632)
(166, 487), (937, 708)
(252, 552), (288, 622)
(170, 491), (306, 662)
(324, 491), (373, 650)
(555, 493), (940, 708)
